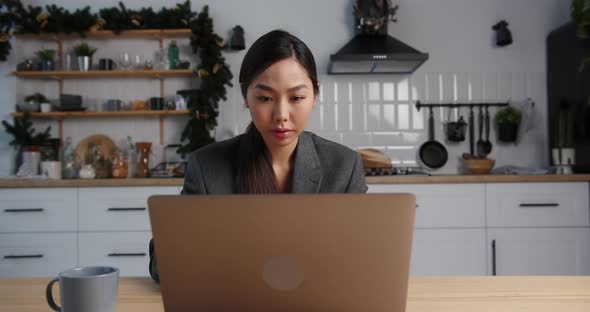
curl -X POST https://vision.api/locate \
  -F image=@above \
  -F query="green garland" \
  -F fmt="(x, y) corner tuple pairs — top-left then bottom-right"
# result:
(0, 0), (233, 157)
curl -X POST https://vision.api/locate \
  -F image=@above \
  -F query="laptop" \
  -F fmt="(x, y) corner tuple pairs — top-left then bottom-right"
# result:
(148, 194), (415, 312)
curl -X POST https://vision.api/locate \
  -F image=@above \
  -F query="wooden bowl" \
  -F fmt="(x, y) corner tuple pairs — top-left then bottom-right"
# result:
(463, 158), (495, 174)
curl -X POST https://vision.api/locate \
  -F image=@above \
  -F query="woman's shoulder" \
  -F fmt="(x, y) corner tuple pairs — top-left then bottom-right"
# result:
(189, 135), (242, 163)
(302, 131), (359, 163)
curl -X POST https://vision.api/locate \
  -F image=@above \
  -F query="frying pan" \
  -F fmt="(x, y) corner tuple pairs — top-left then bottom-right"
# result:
(419, 107), (448, 169)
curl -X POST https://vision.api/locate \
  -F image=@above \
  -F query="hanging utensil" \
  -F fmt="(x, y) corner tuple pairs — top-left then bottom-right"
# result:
(419, 106), (448, 169)
(469, 106), (475, 156)
(483, 106), (493, 156)
(476, 106), (485, 157)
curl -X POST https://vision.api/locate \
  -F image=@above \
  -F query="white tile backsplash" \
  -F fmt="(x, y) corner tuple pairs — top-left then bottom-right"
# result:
(0, 0), (569, 175)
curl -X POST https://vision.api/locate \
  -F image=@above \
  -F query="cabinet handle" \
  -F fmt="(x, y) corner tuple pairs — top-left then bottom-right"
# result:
(4, 208), (44, 213)
(107, 253), (147, 257)
(107, 207), (146, 212)
(4, 254), (44, 259)
(491, 240), (497, 276)
(519, 203), (559, 208)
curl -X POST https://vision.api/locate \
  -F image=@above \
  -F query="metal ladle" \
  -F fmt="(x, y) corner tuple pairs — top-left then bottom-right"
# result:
(476, 106), (486, 157)
(483, 106), (493, 156)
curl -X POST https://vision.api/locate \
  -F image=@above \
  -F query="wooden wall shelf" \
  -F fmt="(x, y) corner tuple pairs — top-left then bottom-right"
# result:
(14, 69), (195, 80)
(11, 110), (190, 144)
(14, 28), (194, 145)
(11, 110), (190, 119)
(14, 29), (192, 41)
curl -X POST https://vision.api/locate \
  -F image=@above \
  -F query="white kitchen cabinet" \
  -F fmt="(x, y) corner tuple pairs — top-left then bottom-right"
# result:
(486, 182), (590, 227)
(368, 184), (485, 228)
(368, 184), (488, 276)
(411, 229), (487, 276)
(487, 228), (590, 275)
(78, 187), (179, 232)
(0, 188), (77, 233)
(0, 233), (77, 277)
(78, 232), (152, 277)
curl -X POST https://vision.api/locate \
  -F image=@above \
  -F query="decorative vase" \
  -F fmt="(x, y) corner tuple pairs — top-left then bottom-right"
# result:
(498, 123), (519, 142)
(77, 56), (92, 71)
(136, 142), (152, 178)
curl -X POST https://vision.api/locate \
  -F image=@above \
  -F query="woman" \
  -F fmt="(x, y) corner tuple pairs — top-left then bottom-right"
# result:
(150, 30), (367, 282)
(182, 29), (367, 194)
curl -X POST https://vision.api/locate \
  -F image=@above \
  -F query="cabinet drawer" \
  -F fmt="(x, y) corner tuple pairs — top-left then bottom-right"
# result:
(368, 184), (486, 228)
(78, 232), (151, 277)
(0, 188), (77, 233)
(78, 187), (179, 231)
(486, 183), (590, 227)
(0, 233), (77, 277)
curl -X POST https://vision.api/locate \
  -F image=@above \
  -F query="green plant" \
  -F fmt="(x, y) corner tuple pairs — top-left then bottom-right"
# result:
(35, 48), (55, 61)
(495, 106), (522, 125)
(572, 0), (590, 71)
(2, 112), (51, 148)
(24, 93), (48, 103)
(72, 42), (96, 57)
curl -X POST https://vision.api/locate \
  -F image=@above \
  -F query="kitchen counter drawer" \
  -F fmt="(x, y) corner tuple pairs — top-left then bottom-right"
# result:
(78, 187), (179, 232)
(368, 184), (486, 228)
(0, 188), (77, 233)
(78, 232), (152, 277)
(486, 183), (590, 227)
(0, 233), (77, 277)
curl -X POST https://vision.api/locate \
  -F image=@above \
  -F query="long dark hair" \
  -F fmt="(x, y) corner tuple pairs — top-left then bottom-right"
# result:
(237, 30), (319, 193)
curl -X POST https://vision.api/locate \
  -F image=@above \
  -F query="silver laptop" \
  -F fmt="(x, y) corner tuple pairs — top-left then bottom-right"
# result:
(148, 194), (416, 312)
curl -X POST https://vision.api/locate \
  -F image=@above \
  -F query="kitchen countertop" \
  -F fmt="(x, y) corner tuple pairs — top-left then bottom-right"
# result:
(1, 276), (589, 312)
(1, 174), (590, 188)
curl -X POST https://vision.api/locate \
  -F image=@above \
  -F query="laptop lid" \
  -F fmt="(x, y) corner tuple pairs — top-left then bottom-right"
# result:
(148, 194), (415, 312)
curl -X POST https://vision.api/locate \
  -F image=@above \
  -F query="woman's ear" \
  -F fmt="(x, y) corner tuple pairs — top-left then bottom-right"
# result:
(313, 82), (321, 106)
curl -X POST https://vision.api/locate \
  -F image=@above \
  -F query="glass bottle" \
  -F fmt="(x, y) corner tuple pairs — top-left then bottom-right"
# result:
(126, 136), (136, 178)
(168, 40), (179, 70)
(62, 137), (79, 179)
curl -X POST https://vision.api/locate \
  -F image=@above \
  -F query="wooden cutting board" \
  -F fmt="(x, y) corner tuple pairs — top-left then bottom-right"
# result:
(358, 148), (393, 168)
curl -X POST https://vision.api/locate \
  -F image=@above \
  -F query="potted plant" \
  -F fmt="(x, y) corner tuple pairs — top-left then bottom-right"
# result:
(2, 112), (51, 174)
(72, 42), (97, 71)
(35, 49), (56, 71)
(495, 106), (522, 142)
(552, 100), (575, 174)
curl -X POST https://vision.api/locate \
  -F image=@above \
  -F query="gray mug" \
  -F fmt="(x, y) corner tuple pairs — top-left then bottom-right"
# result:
(46, 266), (120, 312)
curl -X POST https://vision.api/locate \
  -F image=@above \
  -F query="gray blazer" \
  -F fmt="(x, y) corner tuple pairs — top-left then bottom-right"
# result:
(149, 132), (367, 282)
(181, 131), (368, 194)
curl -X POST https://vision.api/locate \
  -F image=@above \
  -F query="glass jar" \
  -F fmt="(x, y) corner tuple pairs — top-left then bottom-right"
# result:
(111, 151), (128, 179)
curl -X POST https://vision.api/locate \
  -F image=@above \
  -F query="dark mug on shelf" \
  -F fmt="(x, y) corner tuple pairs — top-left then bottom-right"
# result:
(105, 99), (122, 111)
(149, 97), (164, 110)
(98, 58), (116, 71)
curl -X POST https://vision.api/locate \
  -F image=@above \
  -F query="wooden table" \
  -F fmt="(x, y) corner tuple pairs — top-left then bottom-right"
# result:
(2, 276), (589, 311)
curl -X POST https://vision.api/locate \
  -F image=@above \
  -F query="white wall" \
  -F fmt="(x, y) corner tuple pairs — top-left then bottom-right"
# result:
(0, 0), (571, 175)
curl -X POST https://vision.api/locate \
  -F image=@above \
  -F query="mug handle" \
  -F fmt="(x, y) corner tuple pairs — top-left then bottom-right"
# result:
(46, 277), (61, 311)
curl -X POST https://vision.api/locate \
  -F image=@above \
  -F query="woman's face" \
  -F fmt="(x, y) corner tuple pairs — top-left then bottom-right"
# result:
(245, 57), (317, 151)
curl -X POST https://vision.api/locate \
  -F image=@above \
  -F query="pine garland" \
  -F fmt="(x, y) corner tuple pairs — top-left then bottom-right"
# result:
(0, 0), (233, 156)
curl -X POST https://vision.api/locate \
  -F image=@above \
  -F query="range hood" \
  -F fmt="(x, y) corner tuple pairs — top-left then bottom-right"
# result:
(328, 34), (429, 74)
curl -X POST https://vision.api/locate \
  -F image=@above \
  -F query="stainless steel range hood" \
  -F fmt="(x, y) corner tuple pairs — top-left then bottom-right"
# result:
(328, 34), (429, 74)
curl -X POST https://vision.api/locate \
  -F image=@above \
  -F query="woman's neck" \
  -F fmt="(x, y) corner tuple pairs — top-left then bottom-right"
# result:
(267, 136), (298, 193)
(267, 136), (299, 167)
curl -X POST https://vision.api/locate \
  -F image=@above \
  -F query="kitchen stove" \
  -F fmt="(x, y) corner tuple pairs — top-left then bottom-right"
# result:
(364, 166), (431, 176)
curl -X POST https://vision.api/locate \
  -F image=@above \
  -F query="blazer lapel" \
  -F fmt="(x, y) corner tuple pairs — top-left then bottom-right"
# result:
(291, 132), (322, 193)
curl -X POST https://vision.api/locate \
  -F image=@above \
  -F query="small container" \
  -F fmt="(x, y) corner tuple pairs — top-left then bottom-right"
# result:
(111, 152), (128, 179)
